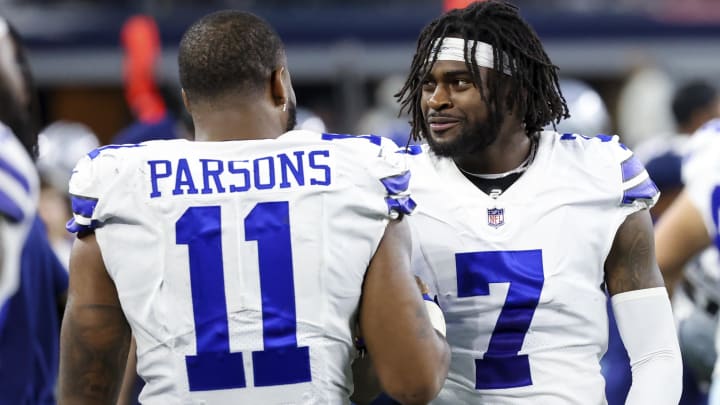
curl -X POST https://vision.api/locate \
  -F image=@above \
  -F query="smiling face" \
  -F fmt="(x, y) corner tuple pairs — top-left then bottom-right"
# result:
(420, 59), (499, 157)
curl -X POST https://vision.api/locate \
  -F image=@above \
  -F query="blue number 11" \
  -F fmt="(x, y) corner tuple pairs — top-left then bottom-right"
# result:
(176, 202), (311, 391)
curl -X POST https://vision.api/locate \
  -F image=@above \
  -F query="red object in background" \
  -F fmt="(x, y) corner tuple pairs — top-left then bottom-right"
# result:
(121, 15), (166, 124)
(443, 0), (479, 12)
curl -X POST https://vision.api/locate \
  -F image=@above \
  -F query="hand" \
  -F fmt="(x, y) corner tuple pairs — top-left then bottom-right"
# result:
(415, 275), (431, 296)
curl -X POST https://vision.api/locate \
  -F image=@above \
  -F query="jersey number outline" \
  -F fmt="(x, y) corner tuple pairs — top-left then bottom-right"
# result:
(455, 249), (544, 389)
(712, 185), (720, 251)
(176, 202), (311, 391)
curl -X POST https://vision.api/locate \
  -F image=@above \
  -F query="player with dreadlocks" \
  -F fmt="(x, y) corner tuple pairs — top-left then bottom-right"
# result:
(398, 0), (568, 147)
(394, 1), (682, 404)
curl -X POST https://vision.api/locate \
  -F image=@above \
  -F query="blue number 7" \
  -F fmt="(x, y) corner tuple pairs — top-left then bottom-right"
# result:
(455, 250), (544, 389)
(176, 202), (311, 392)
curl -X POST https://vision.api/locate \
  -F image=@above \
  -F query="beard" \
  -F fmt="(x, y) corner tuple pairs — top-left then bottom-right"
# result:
(425, 119), (498, 158)
(285, 100), (298, 133)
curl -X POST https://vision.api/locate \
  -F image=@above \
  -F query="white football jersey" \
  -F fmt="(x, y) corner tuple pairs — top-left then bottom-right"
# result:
(683, 118), (720, 183)
(405, 132), (658, 404)
(685, 138), (720, 258)
(0, 123), (39, 308)
(681, 120), (720, 307)
(66, 130), (412, 405)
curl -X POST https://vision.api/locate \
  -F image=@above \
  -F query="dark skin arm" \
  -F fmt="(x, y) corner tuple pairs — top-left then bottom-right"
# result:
(604, 209), (665, 296)
(115, 337), (138, 405)
(356, 218), (450, 405)
(351, 276), (438, 405)
(58, 233), (131, 405)
(654, 191), (712, 297)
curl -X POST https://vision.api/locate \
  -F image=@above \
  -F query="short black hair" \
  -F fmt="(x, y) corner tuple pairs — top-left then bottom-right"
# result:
(397, 0), (569, 141)
(178, 10), (284, 103)
(0, 18), (40, 159)
(671, 80), (718, 127)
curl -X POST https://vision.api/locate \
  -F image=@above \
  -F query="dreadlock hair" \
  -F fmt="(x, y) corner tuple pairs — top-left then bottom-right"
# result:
(179, 10), (285, 105)
(0, 17), (41, 159)
(396, 0), (569, 141)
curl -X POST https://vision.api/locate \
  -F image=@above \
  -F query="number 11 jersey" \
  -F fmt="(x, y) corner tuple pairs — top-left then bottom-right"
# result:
(66, 130), (412, 405)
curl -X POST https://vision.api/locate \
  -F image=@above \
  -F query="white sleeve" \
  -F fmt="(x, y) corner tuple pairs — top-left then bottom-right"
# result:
(611, 287), (682, 405)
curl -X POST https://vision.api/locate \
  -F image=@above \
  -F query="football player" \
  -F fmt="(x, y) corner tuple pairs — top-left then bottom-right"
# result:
(395, 1), (682, 403)
(58, 10), (449, 405)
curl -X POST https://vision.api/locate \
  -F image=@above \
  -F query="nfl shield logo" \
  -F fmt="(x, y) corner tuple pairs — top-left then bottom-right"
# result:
(487, 208), (504, 228)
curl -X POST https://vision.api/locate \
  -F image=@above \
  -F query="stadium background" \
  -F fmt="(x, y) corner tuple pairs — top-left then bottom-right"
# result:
(4, 0), (720, 146)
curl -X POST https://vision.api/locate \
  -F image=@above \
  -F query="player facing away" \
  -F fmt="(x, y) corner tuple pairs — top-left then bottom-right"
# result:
(58, 10), (449, 405)
(395, 1), (682, 404)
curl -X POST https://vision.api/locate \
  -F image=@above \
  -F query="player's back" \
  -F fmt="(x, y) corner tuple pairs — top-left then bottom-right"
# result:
(66, 130), (410, 404)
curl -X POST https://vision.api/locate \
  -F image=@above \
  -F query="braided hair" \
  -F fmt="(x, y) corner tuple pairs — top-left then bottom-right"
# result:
(396, 0), (569, 141)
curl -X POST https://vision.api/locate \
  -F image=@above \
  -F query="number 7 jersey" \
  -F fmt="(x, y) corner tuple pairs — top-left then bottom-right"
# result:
(66, 130), (412, 405)
(405, 132), (658, 404)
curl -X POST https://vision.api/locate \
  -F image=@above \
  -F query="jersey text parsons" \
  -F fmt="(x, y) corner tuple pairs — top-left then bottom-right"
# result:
(147, 149), (332, 198)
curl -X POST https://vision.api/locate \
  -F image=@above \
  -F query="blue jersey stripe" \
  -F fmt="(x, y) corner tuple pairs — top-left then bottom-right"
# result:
(69, 194), (98, 218)
(321, 133), (383, 146)
(621, 177), (659, 205)
(0, 156), (30, 193)
(380, 171), (411, 195)
(620, 155), (646, 182)
(0, 189), (24, 222)
(385, 195), (416, 216)
(87, 144), (143, 160)
(712, 186), (720, 252)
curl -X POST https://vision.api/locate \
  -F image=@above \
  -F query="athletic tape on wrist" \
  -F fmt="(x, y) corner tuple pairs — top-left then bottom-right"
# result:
(424, 299), (447, 338)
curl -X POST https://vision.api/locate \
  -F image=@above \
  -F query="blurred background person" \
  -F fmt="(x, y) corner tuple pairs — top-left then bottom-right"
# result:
(635, 80), (720, 219)
(36, 121), (100, 268)
(638, 81), (720, 405)
(0, 15), (67, 404)
(654, 118), (720, 405)
(552, 77), (611, 136)
(113, 14), (191, 144)
(615, 62), (676, 149)
(355, 75), (414, 146)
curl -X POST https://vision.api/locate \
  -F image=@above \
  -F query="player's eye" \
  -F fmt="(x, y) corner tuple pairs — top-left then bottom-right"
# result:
(453, 78), (472, 88)
(421, 80), (436, 91)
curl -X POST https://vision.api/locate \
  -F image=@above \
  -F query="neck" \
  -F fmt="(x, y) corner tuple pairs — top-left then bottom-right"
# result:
(455, 127), (535, 174)
(190, 100), (283, 142)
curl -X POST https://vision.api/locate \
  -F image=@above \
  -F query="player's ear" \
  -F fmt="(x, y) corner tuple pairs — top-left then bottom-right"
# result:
(270, 66), (287, 109)
(181, 88), (192, 114)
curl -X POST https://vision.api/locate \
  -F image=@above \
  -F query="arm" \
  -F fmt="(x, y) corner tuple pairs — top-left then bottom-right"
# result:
(58, 233), (131, 405)
(358, 218), (450, 405)
(351, 276), (435, 404)
(654, 190), (713, 297)
(604, 209), (682, 405)
(115, 337), (138, 405)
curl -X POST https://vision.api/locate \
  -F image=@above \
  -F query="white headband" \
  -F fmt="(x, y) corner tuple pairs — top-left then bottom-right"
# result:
(431, 37), (512, 75)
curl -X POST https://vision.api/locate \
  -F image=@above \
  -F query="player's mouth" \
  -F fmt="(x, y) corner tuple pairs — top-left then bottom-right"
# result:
(427, 116), (460, 134)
